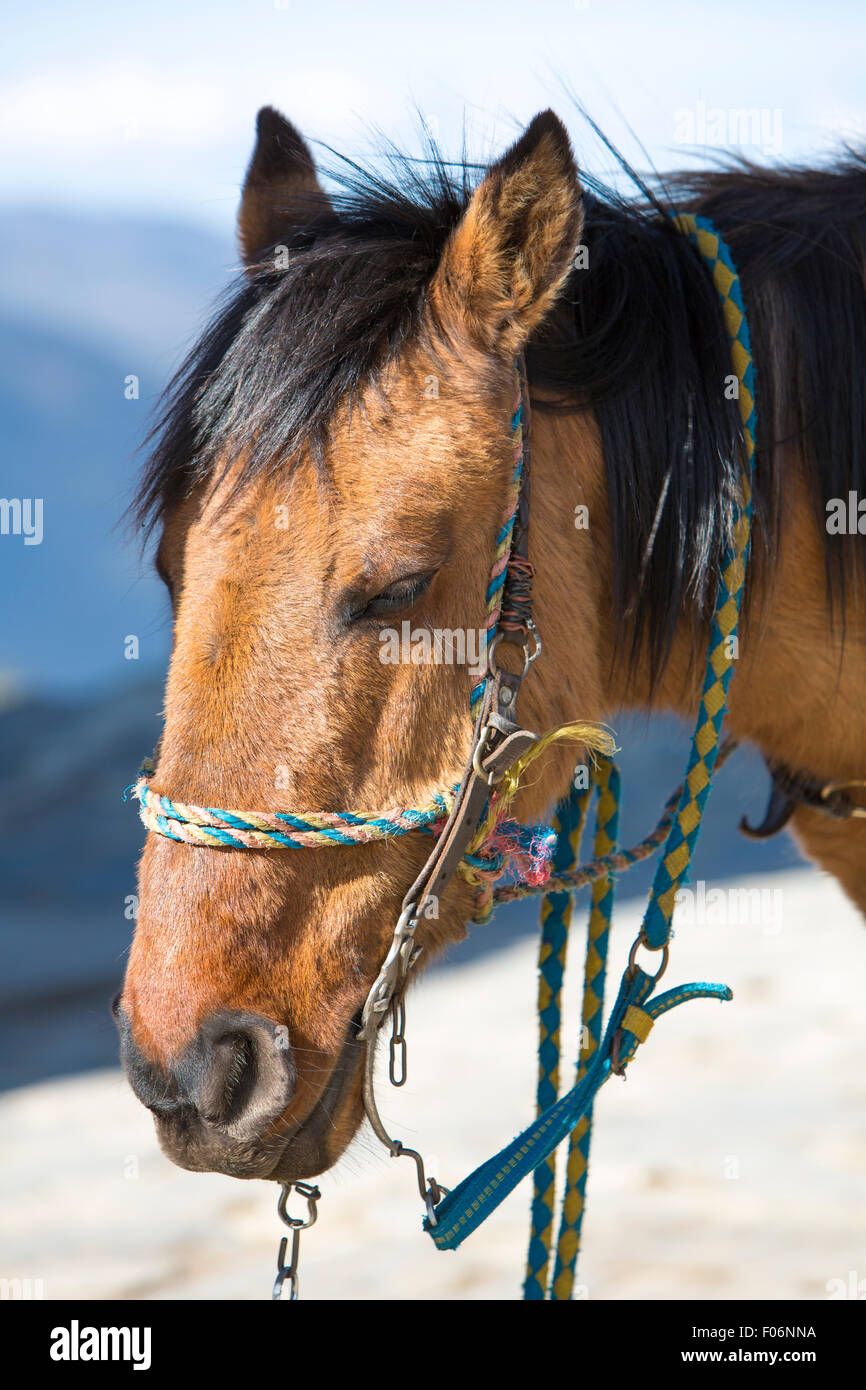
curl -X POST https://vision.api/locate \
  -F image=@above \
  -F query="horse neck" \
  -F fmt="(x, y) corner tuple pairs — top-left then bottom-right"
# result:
(525, 404), (706, 729)
(527, 402), (864, 791)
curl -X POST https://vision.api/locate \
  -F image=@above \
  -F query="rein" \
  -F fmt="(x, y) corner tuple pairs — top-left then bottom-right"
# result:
(130, 215), (760, 1301)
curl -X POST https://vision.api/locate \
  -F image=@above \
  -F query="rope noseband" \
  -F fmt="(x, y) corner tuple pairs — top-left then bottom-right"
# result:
(130, 216), (757, 1301)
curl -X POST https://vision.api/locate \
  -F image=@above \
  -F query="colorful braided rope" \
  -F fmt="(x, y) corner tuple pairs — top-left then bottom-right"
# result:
(470, 377), (527, 711)
(550, 757), (619, 1300)
(133, 778), (458, 850)
(639, 214), (756, 952)
(516, 214), (756, 1299)
(523, 781), (591, 1300)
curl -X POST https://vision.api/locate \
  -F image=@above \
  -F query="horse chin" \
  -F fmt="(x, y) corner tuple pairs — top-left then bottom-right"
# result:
(264, 1024), (366, 1183)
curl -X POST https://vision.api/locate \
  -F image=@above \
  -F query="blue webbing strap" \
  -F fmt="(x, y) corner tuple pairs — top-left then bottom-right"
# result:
(424, 965), (732, 1252)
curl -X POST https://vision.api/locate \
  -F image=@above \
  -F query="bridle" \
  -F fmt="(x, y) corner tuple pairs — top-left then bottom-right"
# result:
(129, 214), (863, 1300)
(355, 359), (544, 1223)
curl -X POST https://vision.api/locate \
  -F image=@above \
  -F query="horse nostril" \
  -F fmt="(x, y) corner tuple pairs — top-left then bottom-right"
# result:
(118, 1006), (297, 1138)
(197, 1030), (257, 1124)
(186, 1012), (297, 1132)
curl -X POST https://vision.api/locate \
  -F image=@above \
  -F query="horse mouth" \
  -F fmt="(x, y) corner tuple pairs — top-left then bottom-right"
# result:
(263, 1012), (365, 1182)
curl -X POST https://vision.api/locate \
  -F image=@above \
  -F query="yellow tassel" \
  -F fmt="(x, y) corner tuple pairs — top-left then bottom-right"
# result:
(499, 722), (617, 807)
(468, 721), (618, 856)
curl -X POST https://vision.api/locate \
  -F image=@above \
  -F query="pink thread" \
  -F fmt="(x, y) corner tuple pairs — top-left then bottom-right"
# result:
(471, 818), (557, 887)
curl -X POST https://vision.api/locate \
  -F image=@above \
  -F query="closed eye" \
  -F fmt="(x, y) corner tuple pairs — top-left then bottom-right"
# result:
(348, 571), (434, 623)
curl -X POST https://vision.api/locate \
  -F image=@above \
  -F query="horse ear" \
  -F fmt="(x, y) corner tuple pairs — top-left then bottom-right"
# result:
(238, 107), (332, 266)
(430, 111), (583, 355)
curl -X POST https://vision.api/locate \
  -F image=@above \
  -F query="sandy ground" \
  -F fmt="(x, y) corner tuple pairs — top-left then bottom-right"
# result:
(2, 866), (865, 1302)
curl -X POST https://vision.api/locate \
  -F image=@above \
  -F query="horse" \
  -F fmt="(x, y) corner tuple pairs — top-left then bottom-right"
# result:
(117, 106), (866, 1221)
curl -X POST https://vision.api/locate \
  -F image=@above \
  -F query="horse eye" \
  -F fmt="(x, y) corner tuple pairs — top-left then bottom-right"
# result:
(352, 572), (434, 622)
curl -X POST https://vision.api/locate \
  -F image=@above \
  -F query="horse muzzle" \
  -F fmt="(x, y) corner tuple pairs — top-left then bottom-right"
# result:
(115, 999), (363, 1180)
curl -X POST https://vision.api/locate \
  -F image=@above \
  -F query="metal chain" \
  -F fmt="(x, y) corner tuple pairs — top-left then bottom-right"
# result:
(271, 1181), (321, 1300)
(354, 623), (542, 1227)
(389, 997), (408, 1087)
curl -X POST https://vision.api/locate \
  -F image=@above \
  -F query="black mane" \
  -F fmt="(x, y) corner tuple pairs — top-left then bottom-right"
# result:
(136, 136), (866, 677)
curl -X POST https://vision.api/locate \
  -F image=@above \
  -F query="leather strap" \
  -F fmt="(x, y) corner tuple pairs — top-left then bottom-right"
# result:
(399, 670), (538, 922)
(740, 759), (866, 839)
(497, 358), (535, 639)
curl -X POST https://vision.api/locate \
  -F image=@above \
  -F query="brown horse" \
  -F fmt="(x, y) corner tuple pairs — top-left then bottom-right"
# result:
(118, 106), (866, 1188)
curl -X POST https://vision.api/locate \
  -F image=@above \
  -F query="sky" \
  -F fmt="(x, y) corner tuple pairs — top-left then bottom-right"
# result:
(2, 0), (865, 234)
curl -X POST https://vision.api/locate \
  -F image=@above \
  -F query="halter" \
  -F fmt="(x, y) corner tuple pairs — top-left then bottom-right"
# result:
(130, 215), (756, 1301)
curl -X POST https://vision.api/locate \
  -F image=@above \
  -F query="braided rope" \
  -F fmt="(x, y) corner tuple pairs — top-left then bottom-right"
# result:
(639, 214), (756, 950)
(133, 778), (457, 850)
(550, 757), (619, 1300)
(492, 779), (679, 906)
(522, 783), (590, 1300)
(492, 736), (737, 909)
(461, 721), (616, 924)
(470, 381), (527, 710)
(512, 213), (757, 1301)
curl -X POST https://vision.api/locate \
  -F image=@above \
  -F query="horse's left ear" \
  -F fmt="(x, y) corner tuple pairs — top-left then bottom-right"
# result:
(430, 111), (583, 355)
(238, 106), (332, 266)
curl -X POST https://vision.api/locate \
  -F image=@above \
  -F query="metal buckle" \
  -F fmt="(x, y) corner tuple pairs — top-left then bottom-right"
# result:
(471, 725), (501, 786)
(486, 617), (542, 680)
(821, 778), (866, 818)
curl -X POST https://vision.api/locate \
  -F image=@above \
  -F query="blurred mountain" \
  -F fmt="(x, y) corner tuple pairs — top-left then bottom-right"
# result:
(0, 207), (234, 695)
(0, 676), (163, 1088)
(0, 207), (235, 367)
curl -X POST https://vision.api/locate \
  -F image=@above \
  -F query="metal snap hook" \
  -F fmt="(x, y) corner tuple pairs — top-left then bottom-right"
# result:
(272, 1182), (322, 1301)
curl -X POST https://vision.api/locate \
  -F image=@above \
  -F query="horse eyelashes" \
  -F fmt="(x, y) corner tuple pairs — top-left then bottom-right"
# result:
(350, 571), (434, 623)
